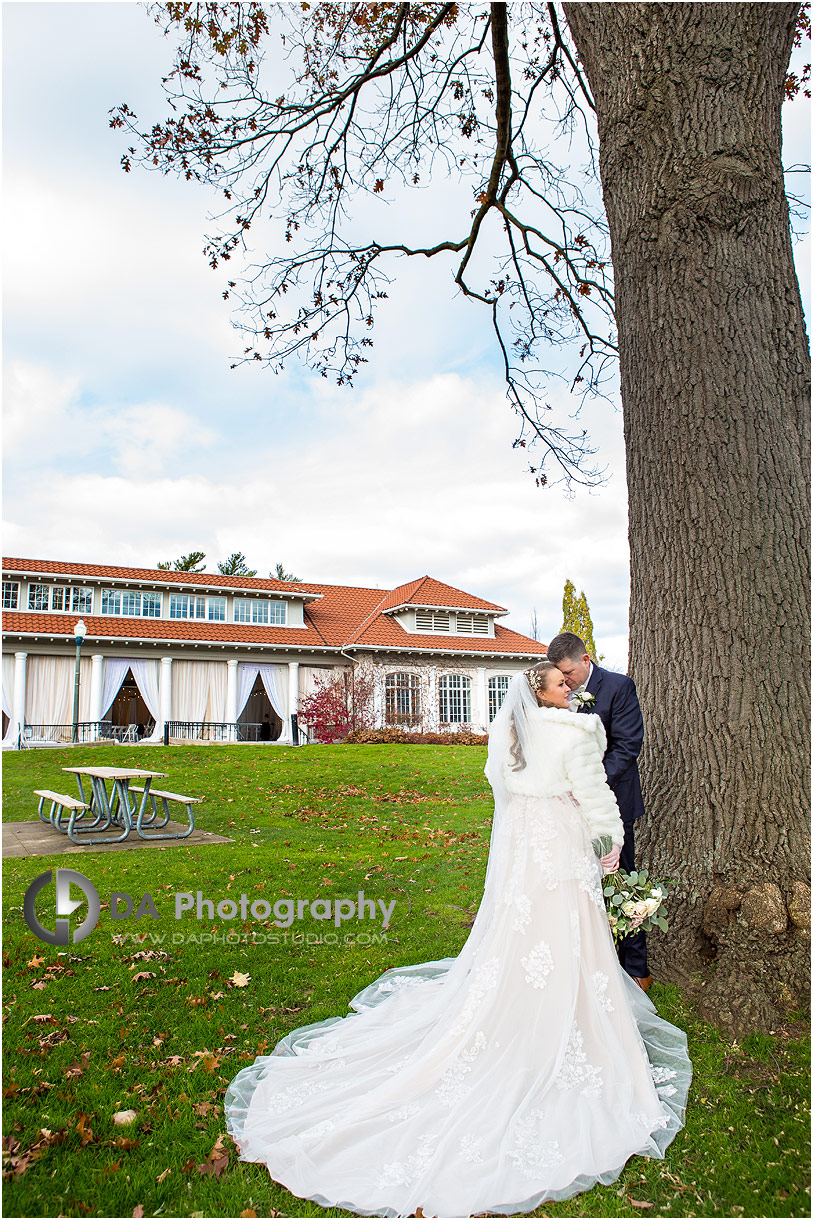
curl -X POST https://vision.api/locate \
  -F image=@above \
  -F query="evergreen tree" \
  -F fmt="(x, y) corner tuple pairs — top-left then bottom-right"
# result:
(273, 563), (301, 582)
(218, 552), (257, 577)
(560, 579), (601, 661)
(156, 551), (206, 572)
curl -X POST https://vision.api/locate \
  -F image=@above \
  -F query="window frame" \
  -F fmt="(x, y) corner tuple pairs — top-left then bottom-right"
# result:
(28, 584), (50, 611)
(385, 672), (422, 726)
(488, 674), (511, 722)
(438, 673), (472, 725)
(233, 598), (287, 626)
(2, 581), (19, 610)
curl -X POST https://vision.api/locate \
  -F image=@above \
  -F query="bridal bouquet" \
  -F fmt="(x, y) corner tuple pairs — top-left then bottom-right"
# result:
(592, 836), (673, 943)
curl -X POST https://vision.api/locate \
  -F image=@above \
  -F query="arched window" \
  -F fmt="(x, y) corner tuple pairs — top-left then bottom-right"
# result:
(385, 673), (421, 726)
(438, 674), (471, 725)
(488, 674), (510, 722)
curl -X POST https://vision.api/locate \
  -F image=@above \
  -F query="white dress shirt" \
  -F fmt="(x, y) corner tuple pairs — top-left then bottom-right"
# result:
(567, 661), (594, 707)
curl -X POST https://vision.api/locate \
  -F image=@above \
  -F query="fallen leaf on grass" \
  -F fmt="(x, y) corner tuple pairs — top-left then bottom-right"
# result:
(230, 972), (251, 988)
(241, 1210), (258, 1218)
(132, 1206), (144, 1218)
(64, 1052), (91, 1079)
(629, 1201), (654, 1210)
(194, 1133), (231, 1178)
(156, 1167), (171, 1183)
(2, 1128), (69, 1178)
(26, 956), (45, 969)
(76, 1113), (95, 1145)
(112, 1110), (138, 1127)
(131, 972), (156, 983)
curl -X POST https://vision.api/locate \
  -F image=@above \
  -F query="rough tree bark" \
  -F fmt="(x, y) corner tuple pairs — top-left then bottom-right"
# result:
(563, 2), (810, 1030)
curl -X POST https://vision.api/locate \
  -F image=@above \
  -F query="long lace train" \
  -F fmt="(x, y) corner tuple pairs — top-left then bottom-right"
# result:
(224, 792), (691, 1217)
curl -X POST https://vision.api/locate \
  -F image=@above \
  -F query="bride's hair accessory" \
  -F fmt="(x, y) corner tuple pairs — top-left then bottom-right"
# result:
(524, 661), (557, 698)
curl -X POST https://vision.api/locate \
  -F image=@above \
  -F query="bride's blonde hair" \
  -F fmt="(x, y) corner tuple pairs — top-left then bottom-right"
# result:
(509, 661), (559, 770)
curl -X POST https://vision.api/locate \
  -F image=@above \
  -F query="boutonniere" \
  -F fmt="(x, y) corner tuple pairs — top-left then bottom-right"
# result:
(573, 691), (596, 709)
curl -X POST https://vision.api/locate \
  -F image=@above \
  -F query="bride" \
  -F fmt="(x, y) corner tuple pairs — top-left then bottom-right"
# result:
(224, 663), (691, 1217)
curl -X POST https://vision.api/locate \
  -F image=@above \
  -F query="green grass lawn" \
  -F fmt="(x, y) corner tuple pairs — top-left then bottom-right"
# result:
(2, 744), (809, 1218)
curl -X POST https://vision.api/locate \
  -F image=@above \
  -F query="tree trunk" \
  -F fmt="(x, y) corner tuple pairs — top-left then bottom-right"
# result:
(563, 2), (810, 1032)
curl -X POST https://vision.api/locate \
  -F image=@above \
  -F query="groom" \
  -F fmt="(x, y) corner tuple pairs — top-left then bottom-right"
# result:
(546, 632), (652, 992)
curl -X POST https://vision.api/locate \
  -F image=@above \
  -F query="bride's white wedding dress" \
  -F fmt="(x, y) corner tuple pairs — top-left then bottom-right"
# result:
(224, 681), (691, 1218)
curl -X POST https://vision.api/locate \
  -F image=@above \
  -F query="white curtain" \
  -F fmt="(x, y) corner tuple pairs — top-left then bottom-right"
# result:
(258, 664), (289, 738)
(205, 661), (227, 723)
(171, 660), (227, 723)
(2, 656), (13, 719)
(25, 657), (73, 739)
(172, 661), (211, 722)
(131, 660), (162, 741)
(101, 659), (131, 717)
(237, 664), (260, 718)
(2, 655), (15, 745)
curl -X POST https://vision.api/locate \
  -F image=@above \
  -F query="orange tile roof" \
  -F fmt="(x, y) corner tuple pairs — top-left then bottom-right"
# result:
(376, 576), (506, 614)
(2, 556), (321, 598)
(1, 613), (326, 649)
(3, 558), (547, 658)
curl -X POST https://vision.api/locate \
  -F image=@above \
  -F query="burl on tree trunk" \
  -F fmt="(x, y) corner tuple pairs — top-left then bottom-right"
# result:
(563, 2), (810, 1031)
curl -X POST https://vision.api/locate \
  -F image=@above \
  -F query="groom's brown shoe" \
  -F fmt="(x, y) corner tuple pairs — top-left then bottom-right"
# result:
(633, 975), (653, 992)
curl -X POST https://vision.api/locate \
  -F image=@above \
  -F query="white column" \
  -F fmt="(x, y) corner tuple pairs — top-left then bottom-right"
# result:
(12, 651), (27, 748)
(226, 659), (239, 741)
(159, 656), (173, 737)
(287, 661), (299, 743)
(89, 654), (105, 739)
(373, 666), (383, 728)
(477, 667), (488, 732)
(427, 665), (438, 731)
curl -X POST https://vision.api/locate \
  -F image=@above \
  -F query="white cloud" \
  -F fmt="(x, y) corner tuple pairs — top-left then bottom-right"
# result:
(3, 361), (218, 477)
(3, 369), (630, 656)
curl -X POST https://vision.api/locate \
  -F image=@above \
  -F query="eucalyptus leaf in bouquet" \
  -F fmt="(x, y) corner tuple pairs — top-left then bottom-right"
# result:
(592, 835), (674, 944)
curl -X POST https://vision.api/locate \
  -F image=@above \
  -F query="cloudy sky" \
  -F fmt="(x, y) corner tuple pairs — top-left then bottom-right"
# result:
(3, 4), (810, 667)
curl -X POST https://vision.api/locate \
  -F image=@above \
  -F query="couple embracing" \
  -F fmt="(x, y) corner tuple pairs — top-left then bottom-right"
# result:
(224, 632), (690, 1217)
(546, 631), (651, 991)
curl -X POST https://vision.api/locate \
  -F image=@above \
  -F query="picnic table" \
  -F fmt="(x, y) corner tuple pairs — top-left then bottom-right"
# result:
(54, 767), (167, 845)
(33, 767), (203, 846)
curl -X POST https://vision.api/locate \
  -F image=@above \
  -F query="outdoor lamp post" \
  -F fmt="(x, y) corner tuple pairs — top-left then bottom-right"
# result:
(72, 619), (87, 743)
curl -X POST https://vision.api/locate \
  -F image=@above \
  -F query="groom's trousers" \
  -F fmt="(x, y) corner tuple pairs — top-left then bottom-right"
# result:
(617, 818), (649, 979)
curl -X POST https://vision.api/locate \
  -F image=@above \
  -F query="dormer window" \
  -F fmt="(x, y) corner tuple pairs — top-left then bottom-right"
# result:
(416, 610), (451, 632)
(456, 614), (489, 635)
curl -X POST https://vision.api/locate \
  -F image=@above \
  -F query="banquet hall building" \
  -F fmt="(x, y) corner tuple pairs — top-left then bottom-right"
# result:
(1, 557), (547, 745)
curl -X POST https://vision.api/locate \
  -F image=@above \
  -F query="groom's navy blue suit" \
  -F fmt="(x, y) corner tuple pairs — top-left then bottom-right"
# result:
(577, 664), (648, 979)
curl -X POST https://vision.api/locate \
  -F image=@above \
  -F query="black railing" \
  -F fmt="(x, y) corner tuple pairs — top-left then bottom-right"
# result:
(163, 721), (236, 744)
(19, 722), (115, 747)
(160, 720), (309, 745)
(237, 722), (281, 742)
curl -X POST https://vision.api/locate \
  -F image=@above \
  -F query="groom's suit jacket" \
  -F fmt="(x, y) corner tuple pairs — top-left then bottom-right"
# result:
(578, 665), (645, 823)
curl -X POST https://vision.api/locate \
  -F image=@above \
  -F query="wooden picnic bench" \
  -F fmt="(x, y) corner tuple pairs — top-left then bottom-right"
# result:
(35, 789), (89, 834)
(129, 786), (201, 840)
